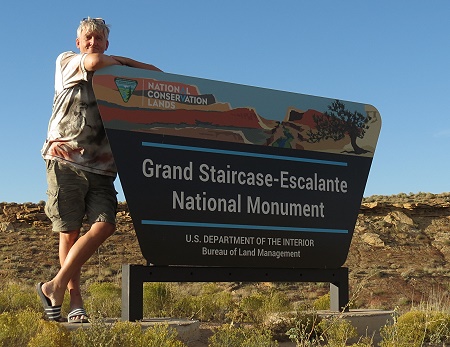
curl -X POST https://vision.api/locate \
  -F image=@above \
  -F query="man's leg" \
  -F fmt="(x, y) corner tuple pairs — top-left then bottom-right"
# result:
(42, 222), (115, 307)
(59, 230), (83, 314)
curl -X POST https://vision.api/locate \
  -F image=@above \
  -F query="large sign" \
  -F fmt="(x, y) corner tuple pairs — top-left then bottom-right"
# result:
(93, 66), (381, 268)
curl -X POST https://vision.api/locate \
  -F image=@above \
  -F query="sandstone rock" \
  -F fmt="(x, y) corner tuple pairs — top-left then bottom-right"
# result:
(361, 202), (379, 209)
(360, 232), (385, 247)
(0, 221), (15, 232)
(18, 213), (49, 222)
(3, 204), (22, 216)
(383, 211), (414, 226)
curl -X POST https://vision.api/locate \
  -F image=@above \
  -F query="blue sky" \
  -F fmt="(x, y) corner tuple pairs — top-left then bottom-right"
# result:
(1, 1), (449, 203)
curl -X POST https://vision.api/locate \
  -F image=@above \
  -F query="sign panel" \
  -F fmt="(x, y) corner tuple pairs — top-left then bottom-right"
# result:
(93, 66), (381, 268)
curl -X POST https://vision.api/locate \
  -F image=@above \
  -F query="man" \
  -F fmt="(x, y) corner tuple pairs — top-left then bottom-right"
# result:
(37, 17), (161, 323)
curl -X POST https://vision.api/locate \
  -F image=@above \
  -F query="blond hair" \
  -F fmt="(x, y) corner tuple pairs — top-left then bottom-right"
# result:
(77, 17), (110, 39)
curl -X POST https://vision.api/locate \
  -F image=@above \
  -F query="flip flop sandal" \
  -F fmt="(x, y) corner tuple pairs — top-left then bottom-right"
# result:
(68, 307), (90, 323)
(36, 282), (64, 322)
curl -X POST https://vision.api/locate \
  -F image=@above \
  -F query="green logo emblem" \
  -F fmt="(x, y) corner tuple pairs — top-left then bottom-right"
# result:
(114, 78), (138, 103)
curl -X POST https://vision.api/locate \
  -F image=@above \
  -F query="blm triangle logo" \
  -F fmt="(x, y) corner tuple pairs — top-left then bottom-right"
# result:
(114, 77), (138, 103)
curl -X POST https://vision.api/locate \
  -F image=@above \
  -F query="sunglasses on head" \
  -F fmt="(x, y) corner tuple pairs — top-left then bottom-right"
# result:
(82, 17), (106, 24)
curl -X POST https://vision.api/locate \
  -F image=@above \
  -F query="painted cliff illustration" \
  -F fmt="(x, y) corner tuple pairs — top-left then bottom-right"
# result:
(93, 72), (381, 157)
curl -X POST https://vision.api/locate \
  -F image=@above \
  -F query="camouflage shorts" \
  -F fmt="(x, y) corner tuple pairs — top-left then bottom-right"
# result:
(45, 160), (117, 232)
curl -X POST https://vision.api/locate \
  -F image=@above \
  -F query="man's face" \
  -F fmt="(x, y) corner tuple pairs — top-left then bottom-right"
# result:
(76, 29), (109, 54)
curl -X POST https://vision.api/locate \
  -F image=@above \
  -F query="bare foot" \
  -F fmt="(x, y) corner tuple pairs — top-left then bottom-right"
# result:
(68, 307), (89, 323)
(41, 281), (65, 307)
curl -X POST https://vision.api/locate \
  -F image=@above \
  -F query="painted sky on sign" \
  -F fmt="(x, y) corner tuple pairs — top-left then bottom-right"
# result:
(158, 71), (367, 119)
(100, 66), (366, 121)
(1, 0), (449, 203)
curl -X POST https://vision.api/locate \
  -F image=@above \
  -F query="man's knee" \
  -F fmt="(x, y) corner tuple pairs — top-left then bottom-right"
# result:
(94, 221), (115, 237)
(105, 223), (115, 237)
(60, 230), (81, 243)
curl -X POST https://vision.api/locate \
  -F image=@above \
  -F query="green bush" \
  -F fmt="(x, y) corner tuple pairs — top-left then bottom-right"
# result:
(0, 309), (42, 346)
(110, 281), (241, 322)
(72, 320), (186, 347)
(0, 282), (41, 313)
(380, 310), (426, 347)
(318, 318), (357, 346)
(287, 313), (365, 347)
(140, 323), (186, 347)
(380, 310), (450, 346)
(313, 293), (330, 311)
(84, 282), (121, 318)
(426, 311), (450, 344)
(238, 292), (265, 322)
(143, 282), (174, 317)
(28, 321), (71, 347)
(208, 324), (278, 347)
(172, 283), (234, 322)
(286, 311), (324, 346)
(234, 290), (291, 324)
(348, 337), (374, 347)
(0, 307), (186, 347)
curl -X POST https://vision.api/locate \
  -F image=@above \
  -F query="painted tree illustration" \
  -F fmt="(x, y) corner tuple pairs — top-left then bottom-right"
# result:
(123, 86), (133, 102)
(307, 100), (372, 154)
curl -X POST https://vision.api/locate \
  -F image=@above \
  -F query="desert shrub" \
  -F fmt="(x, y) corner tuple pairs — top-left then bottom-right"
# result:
(348, 337), (374, 347)
(263, 290), (291, 315)
(237, 292), (265, 322)
(424, 311), (450, 345)
(71, 320), (186, 347)
(140, 323), (187, 347)
(313, 293), (330, 310)
(71, 319), (115, 347)
(171, 295), (195, 319)
(143, 282), (174, 317)
(108, 320), (145, 347)
(71, 319), (134, 347)
(232, 290), (291, 324)
(234, 293), (264, 323)
(286, 311), (324, 346)
(0, 309), (42, 346)
(208, 324), (277, 347)
(28, 320), (71, 347)
(380, 310), (426, 347)
(287, 312), (365, 347)
(262, 310), (308, 343)
(318, 318), (357, 346)
(379, 309), (450, 346)
(172, 283), (233, 321)
(0, 282), (41, 313)
(84, 282), (121, 318)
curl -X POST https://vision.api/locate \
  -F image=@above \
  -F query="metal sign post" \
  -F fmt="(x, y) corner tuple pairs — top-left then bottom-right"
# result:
(121, 265), (349, 321)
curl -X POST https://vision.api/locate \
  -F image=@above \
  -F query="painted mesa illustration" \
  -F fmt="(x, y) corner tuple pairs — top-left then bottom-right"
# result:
(93, 71), (381, 157)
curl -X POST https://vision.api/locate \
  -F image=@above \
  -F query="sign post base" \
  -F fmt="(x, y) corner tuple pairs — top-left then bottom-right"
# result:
(121, 264), (349, 321)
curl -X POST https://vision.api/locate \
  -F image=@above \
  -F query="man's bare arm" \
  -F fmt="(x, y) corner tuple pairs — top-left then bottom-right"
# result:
(83, 53), (161, 72)
(110, 55), (162, 71)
